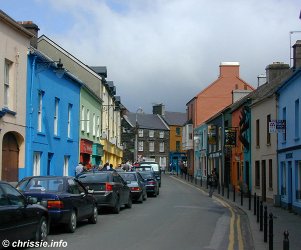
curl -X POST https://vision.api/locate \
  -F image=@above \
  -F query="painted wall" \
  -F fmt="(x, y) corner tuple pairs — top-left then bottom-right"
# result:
(21, 54), (81, 179)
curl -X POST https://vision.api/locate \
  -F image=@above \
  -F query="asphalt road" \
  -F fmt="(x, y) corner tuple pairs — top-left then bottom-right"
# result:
(33, 174), (253, 250)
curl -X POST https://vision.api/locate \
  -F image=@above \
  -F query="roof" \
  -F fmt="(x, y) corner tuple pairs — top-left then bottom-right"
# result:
(0, 10), (34, 38)
(90, 66), (107, 78)
(162, 111), (186, 126)
(126, 113), (169, 130)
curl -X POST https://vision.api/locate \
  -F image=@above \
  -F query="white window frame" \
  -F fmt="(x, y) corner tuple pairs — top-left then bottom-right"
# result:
(38, 91), (43, 132)
(33, 152), (41, 176)
(149, 141), (154, 152)
(159, 142), (164, 152)
(159, 131), (164, 138)
(138, 141), (143, 151)
(93, 113), (96, 136)
(81, 105), (85, 131)
(149, 130), (154, 138)
(87, 109), (90, 134)
(63, 156), (69, 176)
(67, 104), (72, 138)
(4, 60), (11, 107)
(160, 157), (166, 167)
(138, 129), (143, 137)
(54, 98), (59, 136)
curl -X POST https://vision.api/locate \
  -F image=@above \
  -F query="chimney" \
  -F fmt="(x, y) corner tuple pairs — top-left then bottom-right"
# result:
(219, 62), (240, 78)
(18, 21), (39, 48)
(293, 40), (301, 70)
(265, 62), (290, 84)
(152, 103), (165, 116)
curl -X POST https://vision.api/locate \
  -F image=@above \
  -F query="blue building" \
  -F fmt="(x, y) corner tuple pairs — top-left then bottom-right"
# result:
(277, 66), (301, 213)
(20, 49), (82, 179)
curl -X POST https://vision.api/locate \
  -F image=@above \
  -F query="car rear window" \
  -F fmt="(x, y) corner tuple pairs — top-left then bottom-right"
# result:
(139, 172), (154, 179)
(140, 163), (160, 171)
(19, 178), (64, 192)
(78, 173), (110, 183)
(119, 173), (137, 181)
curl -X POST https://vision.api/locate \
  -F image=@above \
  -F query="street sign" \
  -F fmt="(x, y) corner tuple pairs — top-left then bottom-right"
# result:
(269, 121), (277, 133)
(269, 120), (286, 133)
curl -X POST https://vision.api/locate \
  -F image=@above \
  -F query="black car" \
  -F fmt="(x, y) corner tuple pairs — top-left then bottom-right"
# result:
(17, 176), (98, 233)
(0, 181), (49, 245)
(118, 171), (147, 203)
(139, 171), (160, 197)
(139, 162), (162, 187)
(77, 171), (132, 214)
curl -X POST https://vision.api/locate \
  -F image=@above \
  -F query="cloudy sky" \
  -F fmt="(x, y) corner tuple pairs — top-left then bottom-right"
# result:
(1, 0), (301, 113)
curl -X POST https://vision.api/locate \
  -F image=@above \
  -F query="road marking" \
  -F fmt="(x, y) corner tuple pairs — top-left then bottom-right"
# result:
(171, 176), (244, 250)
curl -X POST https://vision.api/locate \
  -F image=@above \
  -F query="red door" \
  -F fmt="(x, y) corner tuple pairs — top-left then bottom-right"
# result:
(2, 133), (19, 181)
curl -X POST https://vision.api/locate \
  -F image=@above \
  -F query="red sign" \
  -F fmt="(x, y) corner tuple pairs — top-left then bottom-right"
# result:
(80, 139), (93, 154)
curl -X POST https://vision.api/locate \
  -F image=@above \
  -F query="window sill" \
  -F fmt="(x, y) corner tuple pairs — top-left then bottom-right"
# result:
(53, 136), (61, 140)
(266, 143), (271, 147)
(0, 107), (16, 117)
(282, 141), (287, 145)
(37, 132), (45, 137)
(67, 138), (73, 142)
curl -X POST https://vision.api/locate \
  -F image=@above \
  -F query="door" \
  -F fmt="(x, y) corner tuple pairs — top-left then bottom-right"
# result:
(47, 153), (54, 175)
(261, 160), (266, 202)
(2, 133), (19, 181)
(288, 161), (293, 209)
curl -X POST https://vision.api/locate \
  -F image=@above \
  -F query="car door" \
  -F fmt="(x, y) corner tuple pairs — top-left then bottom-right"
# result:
(75, 179), (94, 217)
(0, 183), (36, 242)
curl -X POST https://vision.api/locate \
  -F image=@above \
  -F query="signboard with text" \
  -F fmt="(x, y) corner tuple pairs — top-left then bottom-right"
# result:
(269, 120), (286, 133)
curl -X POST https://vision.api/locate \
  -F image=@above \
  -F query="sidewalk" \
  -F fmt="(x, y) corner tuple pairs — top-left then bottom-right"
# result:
(172, 173), (301, 250)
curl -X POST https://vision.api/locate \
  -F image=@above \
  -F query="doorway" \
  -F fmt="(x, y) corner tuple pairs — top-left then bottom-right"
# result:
(2, 132), (19, 181)
(261, 160), (266, 201)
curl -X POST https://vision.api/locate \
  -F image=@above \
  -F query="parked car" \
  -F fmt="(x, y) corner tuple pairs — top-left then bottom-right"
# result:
(139, 161), (162, 187)
(139, 171), (160, 197)
(118, 171), (147, 203)
(16, 176), (98, 233)
(0, 181), (49, 245)
(77, 171), (132, 214)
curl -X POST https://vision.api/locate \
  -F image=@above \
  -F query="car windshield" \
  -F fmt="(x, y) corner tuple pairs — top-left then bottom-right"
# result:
(140, 163), (160, 171)
(139, 172), (154, 180)
(18, 177), (64, 192)
(78, 173), (110, 183)
(119, 173), (137, 181)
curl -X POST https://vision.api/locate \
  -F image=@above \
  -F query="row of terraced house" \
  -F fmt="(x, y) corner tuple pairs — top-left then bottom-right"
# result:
(0, 11), (125, 182)
(182, 43), (301, 214)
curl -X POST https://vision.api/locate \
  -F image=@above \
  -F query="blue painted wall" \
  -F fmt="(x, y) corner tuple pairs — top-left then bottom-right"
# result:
(20, 53), (81, 180)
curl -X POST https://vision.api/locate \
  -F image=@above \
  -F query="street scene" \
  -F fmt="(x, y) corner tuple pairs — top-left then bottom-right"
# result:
(1, 1), (301, 250)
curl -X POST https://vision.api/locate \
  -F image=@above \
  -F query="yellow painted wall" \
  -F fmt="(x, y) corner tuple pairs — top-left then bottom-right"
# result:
(169, 125), (184, 152)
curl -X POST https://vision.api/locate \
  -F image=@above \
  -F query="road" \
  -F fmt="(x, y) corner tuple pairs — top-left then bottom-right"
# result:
(35, 174), (253, 250)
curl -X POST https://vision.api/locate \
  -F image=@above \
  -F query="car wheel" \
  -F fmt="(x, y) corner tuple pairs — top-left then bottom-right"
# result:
(125, 195), (132, 208)
(35, 216), (48, 241)
(66, 210), (77, 233)
(88, 205), (98, 224)
(113, 197), (120, 214)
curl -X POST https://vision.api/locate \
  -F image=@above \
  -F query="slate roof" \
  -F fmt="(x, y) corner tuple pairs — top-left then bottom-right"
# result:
(126, 113), (169, 130)
(90, 66), (107, 78)
(162, 111), (186, 126)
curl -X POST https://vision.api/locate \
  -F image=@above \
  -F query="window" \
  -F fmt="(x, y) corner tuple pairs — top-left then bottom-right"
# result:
(281, 162), (286, 195)
(255, 161), (260, 187)
(149, 130), (154, 138)
(266, 114), (271, 145)
(282, 107), (286, 142)
(138, 129), (143, 137)
(295, 99), (299, 138)
(297, 161), (301, 199)
(33, 152), (41, 176)
(37, 91), (43, 132)
(54, 98), (59, 136)
(4, 60), (11, 107)
(176, 141), (181, 151)
(149, 141), (154, 152)
(256, 119), (260, 147)
(138, 141), (143, 151)
(159, 131), (164, 138)
(67, 104), (72, 138)
(93, 113), (96, 136)
(81, 106), (85, 131)
(268, 159), (273, 189)
(218, 127), (222, 150)
(159, 157), (166, 168)
(87, 109), (90, 134)
(176, 127), (181, 136)
(63, 156), (69, 176)
(1, 184), (24, 206)
(159, 142), (164, 152)
(96, 116), (100, 138)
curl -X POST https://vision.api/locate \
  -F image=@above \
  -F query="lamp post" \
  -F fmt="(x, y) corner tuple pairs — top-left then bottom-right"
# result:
(134, 107), (143, 163)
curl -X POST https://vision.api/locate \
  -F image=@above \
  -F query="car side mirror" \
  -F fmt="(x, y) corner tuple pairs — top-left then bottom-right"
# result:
(27, 196), (38, 205)
(88, 189), (94, 194)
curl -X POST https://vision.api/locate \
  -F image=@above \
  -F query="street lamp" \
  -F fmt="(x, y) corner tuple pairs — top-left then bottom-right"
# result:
(134, 107), (143, 163)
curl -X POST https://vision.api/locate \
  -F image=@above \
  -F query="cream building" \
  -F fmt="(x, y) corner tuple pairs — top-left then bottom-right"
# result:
(0, 12), (33, 181)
